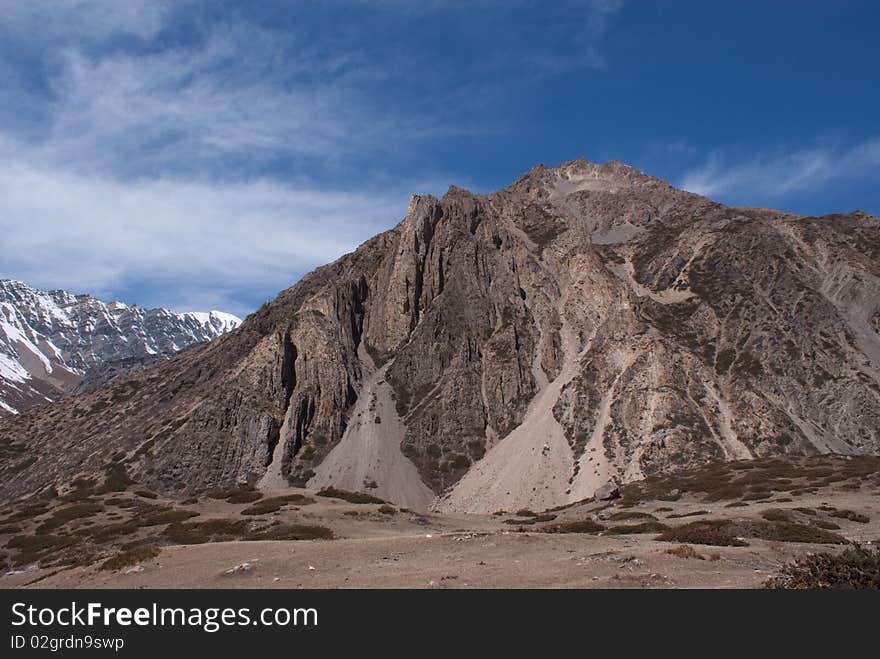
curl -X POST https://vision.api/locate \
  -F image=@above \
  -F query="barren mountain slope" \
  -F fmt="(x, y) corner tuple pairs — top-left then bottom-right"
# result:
(0, 159), (878, 512)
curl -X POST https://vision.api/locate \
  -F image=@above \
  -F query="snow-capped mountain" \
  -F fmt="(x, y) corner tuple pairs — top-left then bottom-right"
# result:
(0, 279), (241, 415)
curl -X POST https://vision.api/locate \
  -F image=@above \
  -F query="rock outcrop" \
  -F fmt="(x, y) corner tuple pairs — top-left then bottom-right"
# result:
(1, 159), (878, 513)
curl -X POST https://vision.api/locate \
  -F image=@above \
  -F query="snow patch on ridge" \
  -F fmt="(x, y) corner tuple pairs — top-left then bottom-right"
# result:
(0, 279), (241, 415)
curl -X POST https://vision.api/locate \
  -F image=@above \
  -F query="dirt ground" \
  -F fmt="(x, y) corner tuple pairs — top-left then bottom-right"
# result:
(2, 459), (877, 589)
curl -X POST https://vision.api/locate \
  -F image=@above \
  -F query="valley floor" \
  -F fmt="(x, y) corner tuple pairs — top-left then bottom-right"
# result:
(1, 456), (878, 589)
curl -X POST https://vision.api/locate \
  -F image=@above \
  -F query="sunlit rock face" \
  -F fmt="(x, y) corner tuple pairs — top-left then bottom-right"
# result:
(1, 159), (877, 514)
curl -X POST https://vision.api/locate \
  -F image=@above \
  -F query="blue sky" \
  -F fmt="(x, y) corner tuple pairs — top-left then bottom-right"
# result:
(0, 1), (878, 317)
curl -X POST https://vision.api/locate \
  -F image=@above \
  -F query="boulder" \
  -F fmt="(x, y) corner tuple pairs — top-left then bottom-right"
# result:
(594, 479), (621, 501)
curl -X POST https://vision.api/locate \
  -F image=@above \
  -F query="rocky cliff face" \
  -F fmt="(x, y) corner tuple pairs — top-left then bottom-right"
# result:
(1, 160), (878, 512)
(0, 279), (241, 415)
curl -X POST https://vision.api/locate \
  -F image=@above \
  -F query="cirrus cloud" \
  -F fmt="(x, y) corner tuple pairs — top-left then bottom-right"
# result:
(0, 1), (624, 315)
(681, 137), (880, 202)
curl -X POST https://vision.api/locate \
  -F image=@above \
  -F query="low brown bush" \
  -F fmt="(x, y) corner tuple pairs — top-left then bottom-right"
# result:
(250, 523), (333, 541)
(100, 547), (161, 571)
(666, 510), (709, 519)
(316, 487), (385, 504)
(760, 509), (794, 522)
(137, 508), (200, 527)
(657, 520), (748, 547)
(607, 521), (668, 535)
(225, 491), (263, 504)
(607, 511), (657, 521)
(764, 546), (880, 589)
(829, 509), (870, 524)
(664, 544), (705, 560)
(750, 521), (847, 544)
(536, 519), (605, 534)
(794, 507), (817, 516)
(810, 519), (841, 530)
(164, 519), (332, 544)
(504, 513), (557, 525)
(240, 494), (314, 515)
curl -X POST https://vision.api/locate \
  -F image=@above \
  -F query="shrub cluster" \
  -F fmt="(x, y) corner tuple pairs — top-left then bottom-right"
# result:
(764, 546), (880, 589)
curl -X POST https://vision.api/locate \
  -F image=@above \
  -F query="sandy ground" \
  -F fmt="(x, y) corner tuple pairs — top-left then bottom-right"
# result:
(4, 484), (877, 590)
(14, 533), (799, 589)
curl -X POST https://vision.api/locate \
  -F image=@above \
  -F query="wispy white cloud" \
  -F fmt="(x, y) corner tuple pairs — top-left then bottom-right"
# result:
(0, 155), (444, 317)
(14, 22), (441, 177)
(0, 0), (170, 43)
(0, 4), (455, 315)
(0, 1), (623, 315)
(680, 137), (880, 201)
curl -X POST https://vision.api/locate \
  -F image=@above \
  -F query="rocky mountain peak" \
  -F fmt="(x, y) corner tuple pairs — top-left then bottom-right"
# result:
(1, 160), (877, 515)
(0, 279), (241, 415)
(509, 158), (668, 196)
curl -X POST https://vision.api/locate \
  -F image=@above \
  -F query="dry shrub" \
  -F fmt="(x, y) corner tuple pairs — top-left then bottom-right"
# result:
(5, 534), (78, 566)
(99, 464), (133, 493)
(659, 518), (847, 547)
(107, 498), (139, 509)
(536, 519), (605, 534)
(316, 487), (386, 504)
(665, 544), (705, 560)
(225, 491), (263, 504)
(100, 547), (161, 571)
(764, 546), (880, 589)
(829, 509), (870, 524)
(666, 510), (709, 519)
(616, 456), (880, 507)
(751, 521), (847, 545)
(137, 508), (199, 527)
(607, 511), (657, 521)
(607, 521), (668, 535)
(164, 519), (332, 544)
(3, 503), (51, 522)
(164, 519), (249, 544)
(251, 523), (333, 541)
(810, 519), (841, 530)
(657, 520), (748, 547)
(240, 494), (313, 515)
(504, 513), (557, 525)
(760, 508), (794, 522)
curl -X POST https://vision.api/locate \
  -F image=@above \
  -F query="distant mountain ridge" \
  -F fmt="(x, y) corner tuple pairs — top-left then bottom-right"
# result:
(0, 279), (241, 415)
